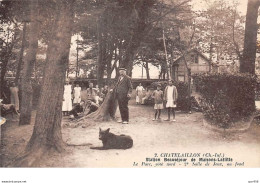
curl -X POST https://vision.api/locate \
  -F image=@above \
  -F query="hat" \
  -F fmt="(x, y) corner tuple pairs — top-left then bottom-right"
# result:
(157, 84), (162, 87)
(119, 67), (127, 71)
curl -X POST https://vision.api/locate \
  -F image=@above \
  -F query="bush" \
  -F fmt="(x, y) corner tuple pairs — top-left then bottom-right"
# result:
(193, 73), (257, 128)
(150, 81), (190, 111)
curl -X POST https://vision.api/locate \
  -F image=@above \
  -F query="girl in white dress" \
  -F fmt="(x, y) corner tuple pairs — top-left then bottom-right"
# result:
(62, 81), (72, 115)
(163, 80), (178, 121)
(136, 83), (145, 104)
(73, 84), (81, 104)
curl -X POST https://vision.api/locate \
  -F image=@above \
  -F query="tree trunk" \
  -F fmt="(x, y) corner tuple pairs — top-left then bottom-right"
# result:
(120, 0), (148, 74)
(12, 0), (74, 167)
(106, 46), (118, 81)
(145, 61), (150, 79)
(15, 22), (27, 84)
(240, 0), (260, 74)
(121, 43), (136, 76)
(162, 28), (170, 80)
(209, 39), (213, 72)
(1, 53), (10, 84)
(84, 88), (117, 121)
(97, 17), (106, 87)
(19, 2), (39, 125)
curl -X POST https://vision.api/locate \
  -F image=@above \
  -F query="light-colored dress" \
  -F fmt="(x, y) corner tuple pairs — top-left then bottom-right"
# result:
(10, 86), (19, 111)
(136, 86), (145, 103)
(73, 86), (81, 104)
(165, 86), (177, 108)
(152, 90), (164, 109)
(62, 84), (72, 111)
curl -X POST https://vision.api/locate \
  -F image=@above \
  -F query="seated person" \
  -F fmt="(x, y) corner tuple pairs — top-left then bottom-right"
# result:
(69, 101), (85, 119)
(86, 100), (99, 115)
(83, 82), (99, 104)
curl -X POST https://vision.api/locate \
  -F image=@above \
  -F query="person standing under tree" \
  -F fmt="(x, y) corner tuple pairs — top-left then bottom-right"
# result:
(164, 80), (178, 122)
(136, 83), (145, 104)
(152, 84), (164, 121)
(114, 67), (133, 124)
(73, 83), (81, 105)
(62, 80), (73, 116)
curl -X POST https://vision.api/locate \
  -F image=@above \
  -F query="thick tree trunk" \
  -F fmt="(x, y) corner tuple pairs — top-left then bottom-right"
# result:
(240, 0), (260, 74)
(12, 0), (74, 167)
(15, 22), (27, 84)
(120, 1), (148, 74)
(19, 2), (39, 125)
(97, 18), (106, 87)
(84, 88), (117, 121)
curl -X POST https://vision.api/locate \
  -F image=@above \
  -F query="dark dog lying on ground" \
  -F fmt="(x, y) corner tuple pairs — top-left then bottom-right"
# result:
(90, 128), (133, 150)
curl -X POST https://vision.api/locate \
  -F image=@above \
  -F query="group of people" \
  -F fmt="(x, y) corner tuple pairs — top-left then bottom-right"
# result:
(61, 67), (133, 123)
(135, 81), (178, 121)
(112, 68), (178, 124)
(61, 67), (178, 123)
(62, 80), (109, 118)
(151, 80), (178, 122)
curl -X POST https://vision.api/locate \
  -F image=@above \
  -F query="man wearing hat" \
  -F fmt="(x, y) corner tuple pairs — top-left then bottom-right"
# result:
(114, 67), (133, 124)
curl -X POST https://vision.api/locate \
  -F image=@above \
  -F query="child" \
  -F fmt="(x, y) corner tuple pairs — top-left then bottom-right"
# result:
(136, 83), (145, 104)
(62, 80), (72, 116)
(73, 83), (82, 105)
(164, 80), (178, 122)
(152, 84), (164, 121)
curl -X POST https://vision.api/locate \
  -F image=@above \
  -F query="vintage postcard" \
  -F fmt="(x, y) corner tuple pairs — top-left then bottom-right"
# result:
(0, 0), (260, 175)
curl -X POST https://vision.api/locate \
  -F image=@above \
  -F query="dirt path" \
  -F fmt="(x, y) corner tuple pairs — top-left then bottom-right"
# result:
(2, 103), (260, 168)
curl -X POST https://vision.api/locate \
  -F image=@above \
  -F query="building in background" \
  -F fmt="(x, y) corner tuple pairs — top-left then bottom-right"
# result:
(172, 49), (218, 82)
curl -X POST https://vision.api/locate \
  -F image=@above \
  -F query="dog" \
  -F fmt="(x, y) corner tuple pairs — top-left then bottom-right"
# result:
(90, 128), (133, 150)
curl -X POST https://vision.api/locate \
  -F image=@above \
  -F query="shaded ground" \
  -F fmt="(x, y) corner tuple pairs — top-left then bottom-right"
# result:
(1, 99), (260, 168)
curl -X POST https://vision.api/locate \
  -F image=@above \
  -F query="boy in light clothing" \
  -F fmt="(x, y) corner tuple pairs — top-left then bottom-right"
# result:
(164, 80), (178, 122)
(152, 84), (164, 121)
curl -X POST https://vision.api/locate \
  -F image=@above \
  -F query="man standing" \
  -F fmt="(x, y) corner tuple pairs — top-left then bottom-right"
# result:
(115, 68), (133, 124)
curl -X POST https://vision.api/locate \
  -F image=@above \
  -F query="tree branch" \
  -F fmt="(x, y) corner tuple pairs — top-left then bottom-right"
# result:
(147, 0), (191, 26)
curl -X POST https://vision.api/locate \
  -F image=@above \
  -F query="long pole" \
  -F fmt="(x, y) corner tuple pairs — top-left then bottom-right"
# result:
(162, 28), (171, 80)
(142, 62), (144, 79)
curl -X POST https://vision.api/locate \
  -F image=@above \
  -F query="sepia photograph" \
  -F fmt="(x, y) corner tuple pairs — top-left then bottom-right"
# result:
(0, 0), (260, 178)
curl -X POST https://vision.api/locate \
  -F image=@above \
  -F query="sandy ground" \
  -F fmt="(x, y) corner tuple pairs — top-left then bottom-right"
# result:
(1, 100), (260, 168)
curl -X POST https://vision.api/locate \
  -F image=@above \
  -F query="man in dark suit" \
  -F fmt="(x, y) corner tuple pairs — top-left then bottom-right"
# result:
(114, 67), (133, 124)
